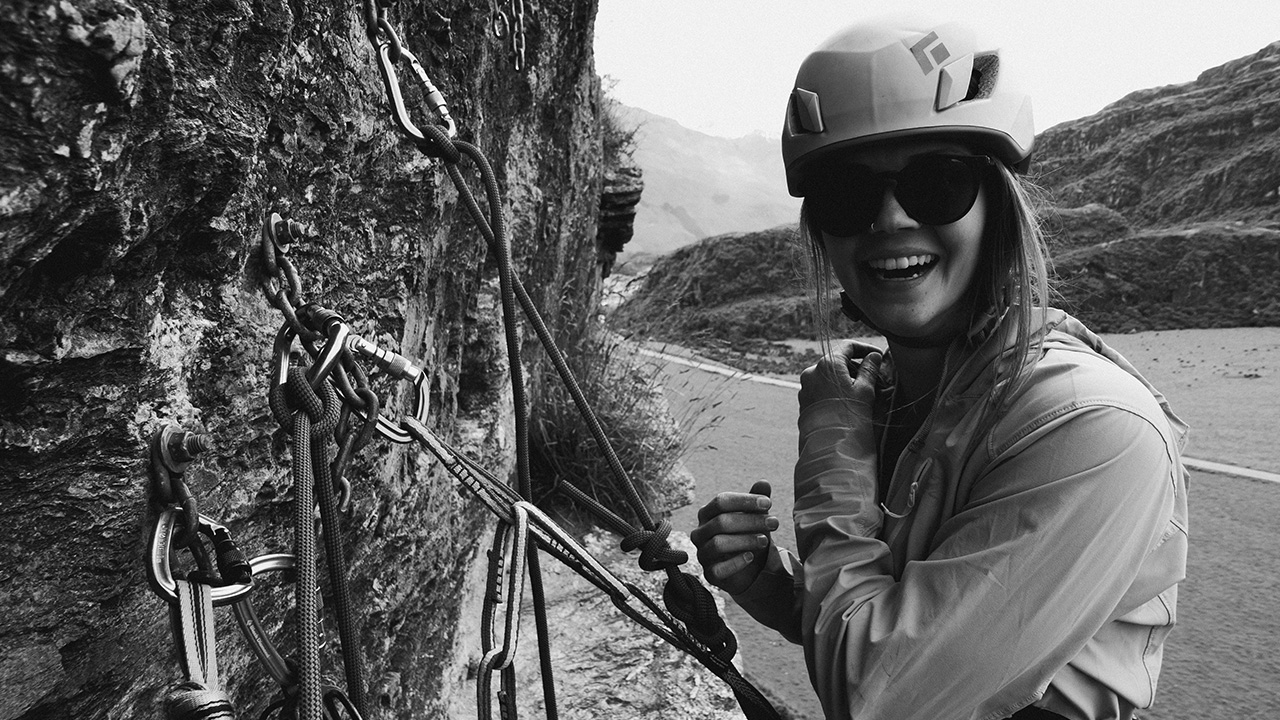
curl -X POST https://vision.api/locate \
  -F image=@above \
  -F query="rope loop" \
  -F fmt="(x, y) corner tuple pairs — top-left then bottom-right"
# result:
(416, 121), (463, 163)
(619, 519), (687, 572)
(662, 571), (738, 662)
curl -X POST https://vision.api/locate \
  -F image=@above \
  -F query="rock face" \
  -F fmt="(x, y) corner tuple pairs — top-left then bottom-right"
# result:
(596, 163), (643, 278)
(1034, 41), (1280, 229)
(0, 1), (624, 718)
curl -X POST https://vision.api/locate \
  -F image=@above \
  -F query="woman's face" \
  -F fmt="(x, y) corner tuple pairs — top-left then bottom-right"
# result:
(818, 140), (988, 345)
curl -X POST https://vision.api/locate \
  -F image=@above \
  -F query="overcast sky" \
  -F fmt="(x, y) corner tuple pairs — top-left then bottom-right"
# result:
(594, 1), (1280, 138)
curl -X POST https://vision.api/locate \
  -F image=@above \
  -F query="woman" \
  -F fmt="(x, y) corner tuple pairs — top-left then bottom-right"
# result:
(689, 17), (1189, 720)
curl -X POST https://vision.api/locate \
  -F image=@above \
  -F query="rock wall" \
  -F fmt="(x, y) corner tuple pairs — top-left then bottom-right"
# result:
(0, 1), (618, 718)
(1034, 41), (1280, 229)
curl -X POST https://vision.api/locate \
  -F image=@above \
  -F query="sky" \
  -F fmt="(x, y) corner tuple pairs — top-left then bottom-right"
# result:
(594, 1), (1280, 139)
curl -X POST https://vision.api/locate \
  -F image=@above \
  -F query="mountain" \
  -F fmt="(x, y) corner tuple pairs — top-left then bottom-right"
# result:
(614, 105), (800, 271)
(617, 41), (1280, 342)
(1033, 41), (1280, 227)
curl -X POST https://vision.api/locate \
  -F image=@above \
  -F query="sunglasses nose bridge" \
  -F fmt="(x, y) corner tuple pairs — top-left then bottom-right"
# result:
(872, 177), (918, 233)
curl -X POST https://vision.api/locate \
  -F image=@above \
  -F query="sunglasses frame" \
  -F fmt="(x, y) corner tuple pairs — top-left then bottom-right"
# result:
(806, 153), (996, 237)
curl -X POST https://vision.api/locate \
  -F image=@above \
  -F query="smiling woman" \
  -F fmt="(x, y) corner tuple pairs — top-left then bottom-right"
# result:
(688, 15), (1191, 720)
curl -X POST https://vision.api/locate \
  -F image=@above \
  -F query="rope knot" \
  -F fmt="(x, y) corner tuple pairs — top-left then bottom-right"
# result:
(619, 519), (687, 571)
(663, 571), (738, 662)
(418, 122), (463, 164)
(269, 366), (340, 435)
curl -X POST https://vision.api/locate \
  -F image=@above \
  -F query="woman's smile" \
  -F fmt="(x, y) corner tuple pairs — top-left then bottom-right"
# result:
(864, 253), (939, 281)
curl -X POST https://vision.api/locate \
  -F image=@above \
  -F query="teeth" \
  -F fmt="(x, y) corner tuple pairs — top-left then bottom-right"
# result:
(867, 255), (936, 270)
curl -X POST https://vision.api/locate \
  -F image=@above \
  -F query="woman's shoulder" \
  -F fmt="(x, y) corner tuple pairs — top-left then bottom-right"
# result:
(989, 332), (1177, 451)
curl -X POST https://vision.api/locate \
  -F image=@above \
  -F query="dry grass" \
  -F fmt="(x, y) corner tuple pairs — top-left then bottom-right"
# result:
(529, 329), (726, 527)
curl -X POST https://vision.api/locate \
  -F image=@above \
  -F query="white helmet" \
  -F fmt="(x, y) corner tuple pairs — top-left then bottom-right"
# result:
(782, 16), (1034, 196)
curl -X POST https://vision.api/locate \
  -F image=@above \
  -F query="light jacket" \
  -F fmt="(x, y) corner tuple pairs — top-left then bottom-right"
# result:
(733, 309), (1190, 720)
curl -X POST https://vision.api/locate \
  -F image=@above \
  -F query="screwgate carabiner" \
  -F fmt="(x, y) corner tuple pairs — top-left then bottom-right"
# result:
(374, 20), (458, 149)
(346, 333), (429, 444)
(148, 507), (253, 606)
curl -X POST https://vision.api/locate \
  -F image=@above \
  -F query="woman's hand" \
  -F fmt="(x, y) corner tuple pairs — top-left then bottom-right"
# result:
(690, 480), (779, 596)
(798, 340), (882, 414)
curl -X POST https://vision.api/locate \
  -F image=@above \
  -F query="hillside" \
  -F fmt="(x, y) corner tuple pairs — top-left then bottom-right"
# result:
(612, 224), (815, 342)
(614, 105), (800, 270)
(618, 40), (1280, 348)
(1034, 41), (1280, 228)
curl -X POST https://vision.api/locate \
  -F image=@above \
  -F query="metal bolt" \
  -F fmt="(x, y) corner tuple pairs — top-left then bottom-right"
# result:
(167, 431), (212, 462)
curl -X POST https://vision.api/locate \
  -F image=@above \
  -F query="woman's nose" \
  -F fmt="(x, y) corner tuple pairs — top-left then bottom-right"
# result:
(872, 182), (917, 233)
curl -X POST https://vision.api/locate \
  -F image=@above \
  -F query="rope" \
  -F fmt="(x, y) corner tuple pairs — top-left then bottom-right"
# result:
(316, 424), (370, 716)
(270, 365), (341, 720)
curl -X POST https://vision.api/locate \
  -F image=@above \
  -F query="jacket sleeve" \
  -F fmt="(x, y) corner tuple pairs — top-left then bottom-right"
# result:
(793, 399), (1179, 720)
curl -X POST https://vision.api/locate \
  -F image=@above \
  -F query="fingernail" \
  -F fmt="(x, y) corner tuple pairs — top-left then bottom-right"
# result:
(766, 516), (780, 531)
(756, 496), (772, 511)
(756, 534), (769, 548)
(741, 552), (754, 565)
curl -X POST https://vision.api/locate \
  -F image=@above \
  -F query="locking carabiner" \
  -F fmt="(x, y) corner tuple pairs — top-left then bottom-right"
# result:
(373, 20), (458, 151)
(147, 507), (253, 606)
(345, 333), (428, 444)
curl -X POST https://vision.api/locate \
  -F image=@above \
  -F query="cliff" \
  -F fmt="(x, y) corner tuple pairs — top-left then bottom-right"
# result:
(1034, 41), (1280, 229)
(0, 1), (656, 718)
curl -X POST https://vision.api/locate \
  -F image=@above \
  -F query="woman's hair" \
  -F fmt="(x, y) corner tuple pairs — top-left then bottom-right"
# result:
(800, 156), (1054, 416)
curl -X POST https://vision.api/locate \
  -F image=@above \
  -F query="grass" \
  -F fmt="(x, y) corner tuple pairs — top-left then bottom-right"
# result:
(529, 326), (725, 529)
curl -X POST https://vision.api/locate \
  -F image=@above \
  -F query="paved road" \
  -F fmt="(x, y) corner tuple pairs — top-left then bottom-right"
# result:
(657, 358), (1280, 720)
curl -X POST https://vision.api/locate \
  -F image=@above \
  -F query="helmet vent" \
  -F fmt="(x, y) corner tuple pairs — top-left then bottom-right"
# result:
(788, 87), (825, 134)
(965, 54), (1000, 102)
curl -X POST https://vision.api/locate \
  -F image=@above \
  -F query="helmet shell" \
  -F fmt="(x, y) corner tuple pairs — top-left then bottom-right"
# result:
(782, 17), (1034, 196)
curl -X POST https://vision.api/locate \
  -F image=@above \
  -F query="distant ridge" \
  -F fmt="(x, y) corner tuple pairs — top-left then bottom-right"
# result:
(615, 105), (799, 270)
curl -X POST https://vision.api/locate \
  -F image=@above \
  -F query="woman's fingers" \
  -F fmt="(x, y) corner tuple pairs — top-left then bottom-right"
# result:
(695, 489), (773, 525)
(706, 551), (758, 583)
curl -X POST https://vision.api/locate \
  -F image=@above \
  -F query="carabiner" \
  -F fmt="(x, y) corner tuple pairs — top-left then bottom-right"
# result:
(232, 554), (301, 688)
(374, 21), (458, 147)
(345, 333), (428, 444)
(476, 505), (530, 720)
(295, 304), (350, 391)
(148, 507), (253, 606)
(273, 315), (348, 396)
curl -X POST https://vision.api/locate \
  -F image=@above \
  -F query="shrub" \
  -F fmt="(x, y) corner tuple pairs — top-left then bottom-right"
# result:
(530, 327), (721, 528)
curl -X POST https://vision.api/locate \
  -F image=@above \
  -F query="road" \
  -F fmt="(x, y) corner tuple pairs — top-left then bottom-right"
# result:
(655, 355), (1280, 720)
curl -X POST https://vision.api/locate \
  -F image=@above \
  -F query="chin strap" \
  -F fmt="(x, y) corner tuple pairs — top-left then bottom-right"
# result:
(839, 292), (956, 350)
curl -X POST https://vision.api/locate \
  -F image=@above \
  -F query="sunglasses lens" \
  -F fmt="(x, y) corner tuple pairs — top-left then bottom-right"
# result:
(808, 166), (883, 237)
(806, 155), (988, 235)
(895, 156), (985, 226)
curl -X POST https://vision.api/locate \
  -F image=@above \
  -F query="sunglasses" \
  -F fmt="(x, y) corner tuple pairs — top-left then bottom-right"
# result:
(805, 154), (995, 237)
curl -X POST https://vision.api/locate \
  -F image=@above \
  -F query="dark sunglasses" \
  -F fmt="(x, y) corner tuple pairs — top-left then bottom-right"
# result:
(805, 154), (995, 237)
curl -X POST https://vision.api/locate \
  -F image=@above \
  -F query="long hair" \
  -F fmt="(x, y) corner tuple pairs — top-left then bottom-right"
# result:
(800, 158), (1053, 418)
